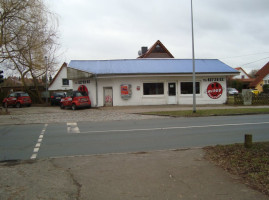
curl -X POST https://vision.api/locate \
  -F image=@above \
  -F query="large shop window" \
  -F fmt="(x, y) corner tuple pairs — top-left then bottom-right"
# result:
(180, 82), (200, 94)
(143, 83), (164, 95)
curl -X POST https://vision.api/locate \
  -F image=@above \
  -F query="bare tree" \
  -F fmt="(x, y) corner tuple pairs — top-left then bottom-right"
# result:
(0, 0), (59, 102)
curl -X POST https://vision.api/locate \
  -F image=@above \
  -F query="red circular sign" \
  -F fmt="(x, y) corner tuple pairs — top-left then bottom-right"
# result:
(207, 82), (223, 99)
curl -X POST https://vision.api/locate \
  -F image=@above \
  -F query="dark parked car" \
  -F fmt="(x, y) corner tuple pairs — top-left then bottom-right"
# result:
(2, 91), (32, 108)
(50, 92), (66, 105)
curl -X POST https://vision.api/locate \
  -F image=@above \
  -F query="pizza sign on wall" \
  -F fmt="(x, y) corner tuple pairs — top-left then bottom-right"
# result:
(207, 82), (223, 99)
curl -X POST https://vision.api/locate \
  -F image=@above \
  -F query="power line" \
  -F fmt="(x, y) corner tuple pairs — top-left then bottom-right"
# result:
(240, 56), (269, 67)
(220, 52), (269, 59)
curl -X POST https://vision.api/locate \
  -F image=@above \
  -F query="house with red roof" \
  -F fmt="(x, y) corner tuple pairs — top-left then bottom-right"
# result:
(230, 67), (254, 89)
(138, 40), (174, 58)
(233, 67), (251, 80)
(249, 62), (269, 92)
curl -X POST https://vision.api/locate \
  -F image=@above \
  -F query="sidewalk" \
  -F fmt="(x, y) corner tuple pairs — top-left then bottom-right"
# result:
(0, 148), (268, 200)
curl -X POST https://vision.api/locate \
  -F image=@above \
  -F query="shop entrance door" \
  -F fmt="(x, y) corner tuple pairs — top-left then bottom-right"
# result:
(168, 82), (177, 104)
(104, 87), (113, 107)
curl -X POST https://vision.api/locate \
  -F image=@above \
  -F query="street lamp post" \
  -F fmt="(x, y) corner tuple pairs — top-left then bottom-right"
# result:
(45, 56), (48, 104)
(191, 0), (196, 113)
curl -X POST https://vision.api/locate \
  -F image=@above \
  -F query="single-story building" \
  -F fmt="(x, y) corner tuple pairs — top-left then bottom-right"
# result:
(67, 59), (238, 107)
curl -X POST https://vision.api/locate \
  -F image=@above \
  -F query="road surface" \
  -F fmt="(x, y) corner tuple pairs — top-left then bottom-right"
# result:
(1, 114), (269, 161)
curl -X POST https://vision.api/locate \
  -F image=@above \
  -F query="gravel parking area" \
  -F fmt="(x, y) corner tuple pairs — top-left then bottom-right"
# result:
(1, 104), (269, 125)
(0, 106), (165, 125)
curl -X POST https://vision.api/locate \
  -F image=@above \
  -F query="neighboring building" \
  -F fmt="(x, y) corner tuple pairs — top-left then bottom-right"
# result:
(233, 67), (251, 80)
(48, 62), (73, 91)
(229, 67), (254, 89)
(249, 62), (269, 92)
(67, 59), (239, 107)
(138, 40), (174, 58)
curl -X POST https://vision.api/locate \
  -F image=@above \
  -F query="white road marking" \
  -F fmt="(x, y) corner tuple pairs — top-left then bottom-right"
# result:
(30, 154), (37, 159)
(80, 121), (269, 134)
(30, 124), (48, 160)
(67, 122), (80, 133)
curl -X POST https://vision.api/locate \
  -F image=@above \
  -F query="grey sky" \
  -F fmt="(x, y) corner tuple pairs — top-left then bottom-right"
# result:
(48, 0), (269, 73)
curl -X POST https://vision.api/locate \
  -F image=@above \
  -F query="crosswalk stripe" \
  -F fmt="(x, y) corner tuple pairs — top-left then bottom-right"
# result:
(67, 122), (80, 133)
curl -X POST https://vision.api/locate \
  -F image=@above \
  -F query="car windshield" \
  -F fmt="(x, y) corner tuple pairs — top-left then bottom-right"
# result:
(20, 93), (29, 97)
(66, 91), (84, 97)
(54, 92), (65, 96)
(74, 92), (83, 97)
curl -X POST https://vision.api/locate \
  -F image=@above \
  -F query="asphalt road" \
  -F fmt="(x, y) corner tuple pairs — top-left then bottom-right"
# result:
(1, 114), (269, 161)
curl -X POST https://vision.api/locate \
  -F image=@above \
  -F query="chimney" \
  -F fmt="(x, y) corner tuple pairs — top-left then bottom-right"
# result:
(141, 47), (148, 55)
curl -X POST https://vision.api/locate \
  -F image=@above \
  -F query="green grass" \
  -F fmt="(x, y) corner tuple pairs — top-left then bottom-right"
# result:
(204, 142), (269, 196)
(142, 108), (269, 117)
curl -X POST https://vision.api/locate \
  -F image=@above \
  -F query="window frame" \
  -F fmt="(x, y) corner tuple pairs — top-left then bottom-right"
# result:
(143, 82), (164, 96)
(180, 81), (201, 95)
(62, 78), (69, 86)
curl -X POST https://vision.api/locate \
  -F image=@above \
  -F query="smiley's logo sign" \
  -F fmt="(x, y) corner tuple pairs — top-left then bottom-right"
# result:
(207, 82), (223, 99)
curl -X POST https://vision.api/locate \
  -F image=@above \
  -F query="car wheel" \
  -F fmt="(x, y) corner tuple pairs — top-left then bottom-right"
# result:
(71, 104), (77, 110)
(60, 104), (65, 109)
(16, 102), (21, 108)
(27, 104), (31, 107)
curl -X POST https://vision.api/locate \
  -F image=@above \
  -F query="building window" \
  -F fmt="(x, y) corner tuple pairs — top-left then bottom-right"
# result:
(143, 83), (164, 95)
(180, 82), (200, 94)
(241, 75), (245, 79)
(62, 79), (69, 86)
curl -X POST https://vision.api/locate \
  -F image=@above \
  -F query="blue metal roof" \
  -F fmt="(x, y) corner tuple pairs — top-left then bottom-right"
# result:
(68, 59), (238, 75)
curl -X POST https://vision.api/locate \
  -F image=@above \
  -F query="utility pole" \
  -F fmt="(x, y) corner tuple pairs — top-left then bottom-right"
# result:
(191, 0), (196, 113)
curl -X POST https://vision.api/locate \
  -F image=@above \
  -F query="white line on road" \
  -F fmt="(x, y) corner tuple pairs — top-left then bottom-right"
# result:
(67, 122), (80, 133)
(80, 121), (269, 134)
(30, 124), (48, 160)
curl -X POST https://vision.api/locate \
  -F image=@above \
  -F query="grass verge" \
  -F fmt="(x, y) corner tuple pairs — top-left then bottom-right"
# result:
(142, 108), (269, 117)
(204, 142), (269, 196)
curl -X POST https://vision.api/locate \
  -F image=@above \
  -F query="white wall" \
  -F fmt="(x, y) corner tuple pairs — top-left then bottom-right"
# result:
(49, 66), (73, 91)
(233, 69), (249, 79)
(72, 75), (227, 107)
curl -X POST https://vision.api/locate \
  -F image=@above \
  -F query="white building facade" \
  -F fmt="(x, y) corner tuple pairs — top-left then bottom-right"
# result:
(67, 59), (239, 107)
(49, 63), (73, 91)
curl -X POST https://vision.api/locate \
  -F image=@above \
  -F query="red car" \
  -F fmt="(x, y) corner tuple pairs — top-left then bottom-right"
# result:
(2, 91), (32, 108)
(60, 91), (91, 110)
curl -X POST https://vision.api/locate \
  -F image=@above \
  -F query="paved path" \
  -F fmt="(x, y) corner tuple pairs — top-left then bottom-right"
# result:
(0, 148), (268, 200)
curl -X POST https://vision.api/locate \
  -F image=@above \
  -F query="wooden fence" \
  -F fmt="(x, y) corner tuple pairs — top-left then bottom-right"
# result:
(232, 94), (269, 105)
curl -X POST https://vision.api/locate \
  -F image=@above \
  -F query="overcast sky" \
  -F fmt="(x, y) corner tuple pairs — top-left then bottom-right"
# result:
(47, 0), (269, 73)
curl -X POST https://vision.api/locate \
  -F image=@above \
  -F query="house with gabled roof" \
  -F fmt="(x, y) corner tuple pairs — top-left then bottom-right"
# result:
(233, 67), (251, 80)
(48, 62), (73, 91)
(229, 67), (254, 89)
(138, 40), (174, 58)
(250, 62), (269, 92)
